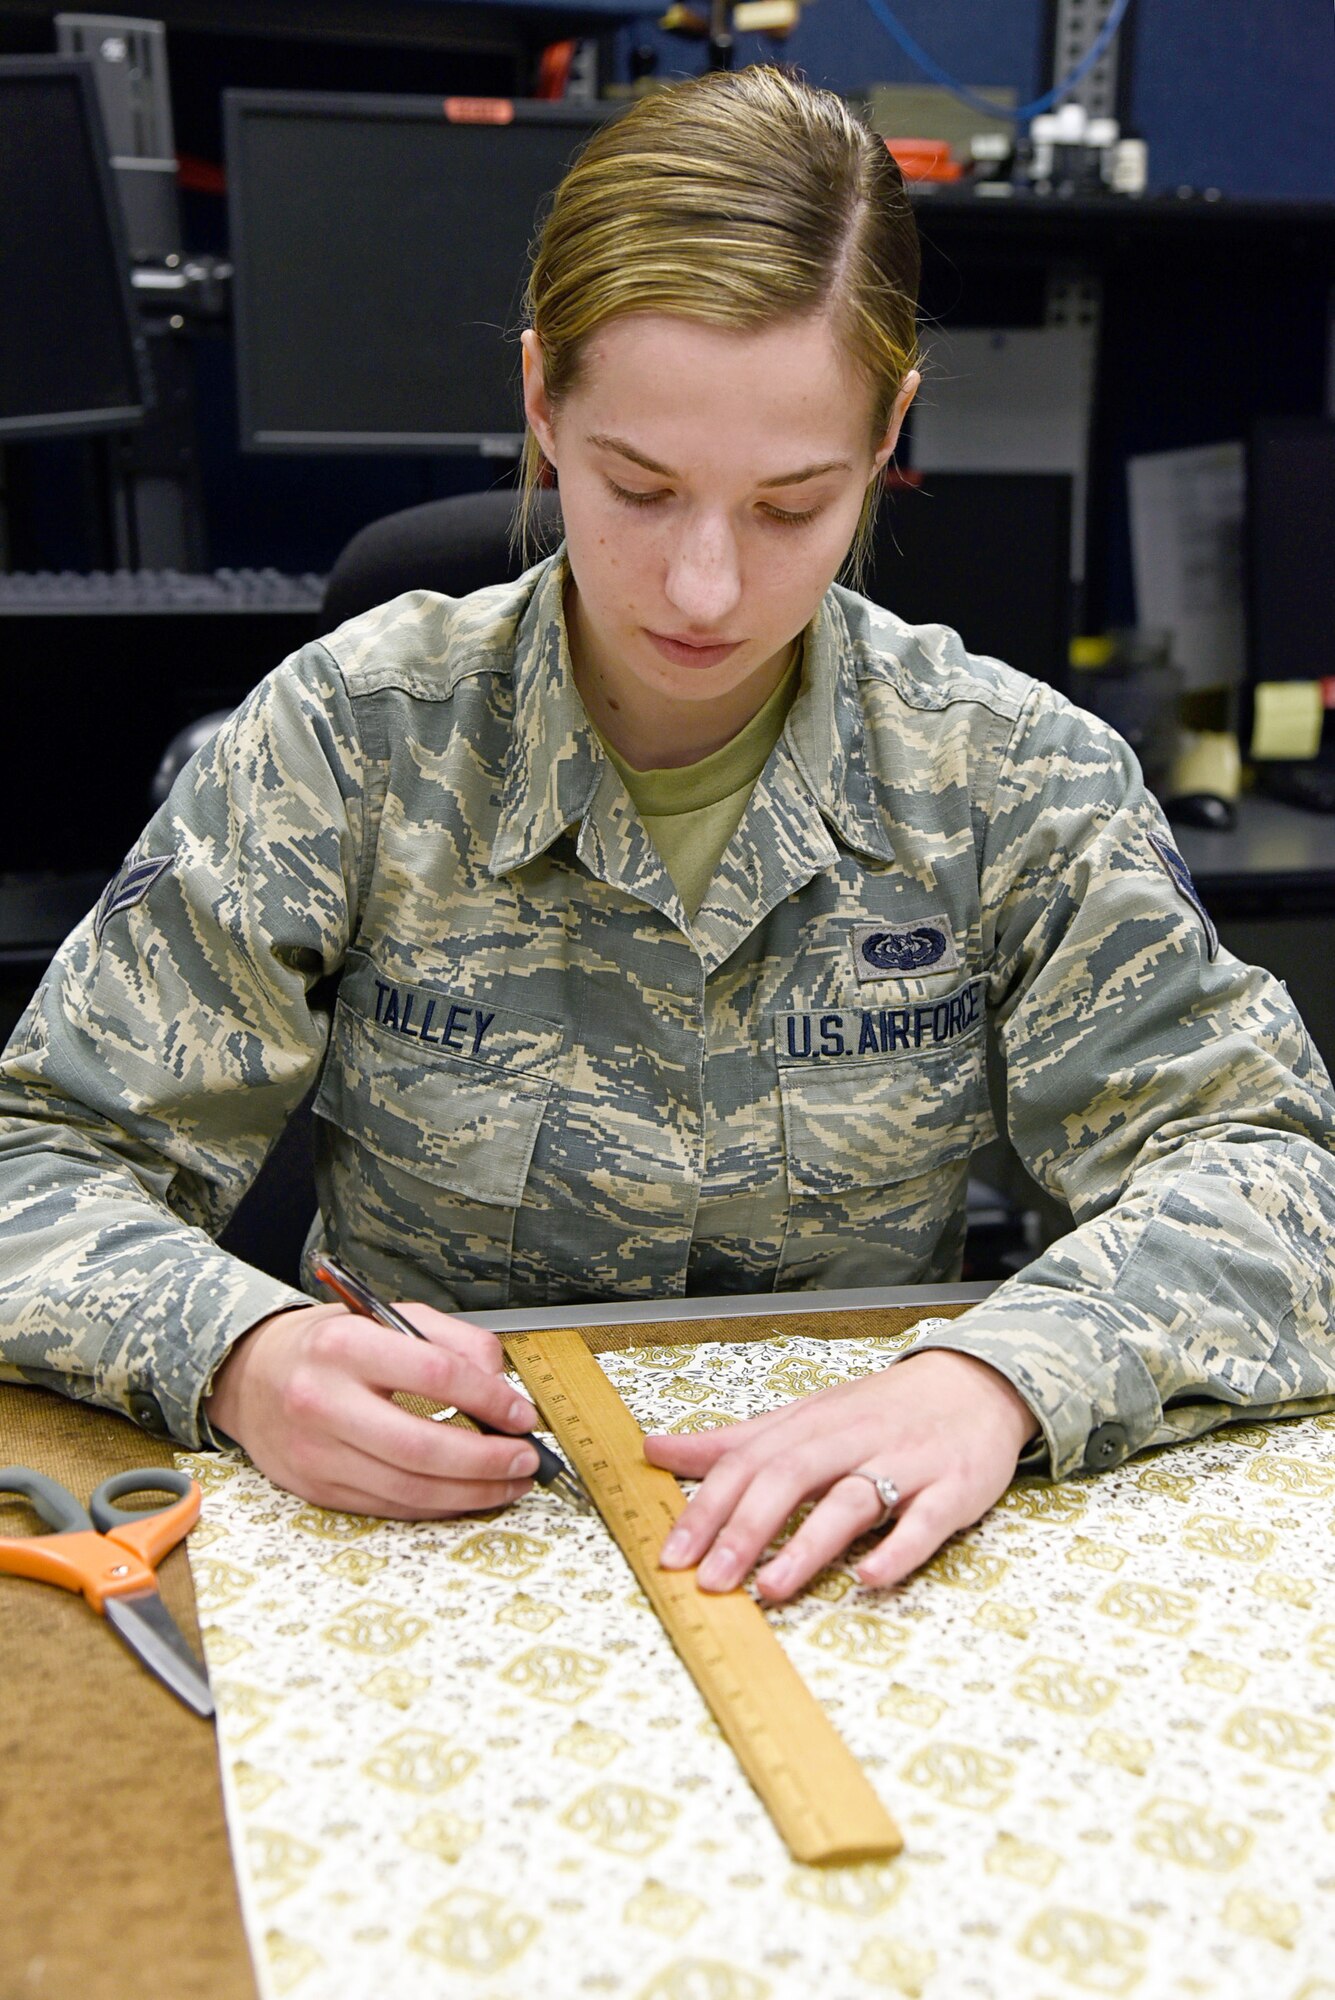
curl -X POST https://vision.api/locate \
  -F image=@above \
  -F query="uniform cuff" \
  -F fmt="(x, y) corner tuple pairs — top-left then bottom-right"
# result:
(897, 1285), (1165, 1481)
(101, 1251), (312, 1449)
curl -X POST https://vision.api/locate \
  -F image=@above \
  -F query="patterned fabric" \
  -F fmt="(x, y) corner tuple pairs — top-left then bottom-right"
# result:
(1, 550), (1333, 1466)
(181, 1324), (1335, 2000)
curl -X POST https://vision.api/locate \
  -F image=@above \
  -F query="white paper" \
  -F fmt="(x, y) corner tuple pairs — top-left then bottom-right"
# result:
(1128, 442), (1246, 692)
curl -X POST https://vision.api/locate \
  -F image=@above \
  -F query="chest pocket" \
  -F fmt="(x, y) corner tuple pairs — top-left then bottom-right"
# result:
(774, 981), (992, 1287)
(777, 979), (990, 1187)
(780, 1034), (989, 1192)
(315, 985), (565, 1203)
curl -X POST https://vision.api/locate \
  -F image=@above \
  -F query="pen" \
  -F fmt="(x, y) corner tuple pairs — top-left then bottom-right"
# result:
(311, 1254), (593, 1514)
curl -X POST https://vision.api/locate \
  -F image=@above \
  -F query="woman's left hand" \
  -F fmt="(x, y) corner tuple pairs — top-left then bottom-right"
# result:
(643, 1348), (1041, 1604)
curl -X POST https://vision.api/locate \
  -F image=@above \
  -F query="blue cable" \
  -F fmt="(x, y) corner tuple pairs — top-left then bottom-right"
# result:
(861, 0), (1136, 124)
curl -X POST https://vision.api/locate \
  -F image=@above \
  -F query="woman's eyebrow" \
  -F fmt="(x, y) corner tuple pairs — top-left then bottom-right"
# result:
(586, 432), (852, 487)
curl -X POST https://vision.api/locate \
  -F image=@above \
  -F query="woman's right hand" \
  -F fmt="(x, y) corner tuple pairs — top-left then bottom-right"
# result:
(201, 1301), (540, 1519)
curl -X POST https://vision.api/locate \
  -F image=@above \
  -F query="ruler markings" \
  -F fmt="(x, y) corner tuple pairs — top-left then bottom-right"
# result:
(508, 1327), (902, 1866)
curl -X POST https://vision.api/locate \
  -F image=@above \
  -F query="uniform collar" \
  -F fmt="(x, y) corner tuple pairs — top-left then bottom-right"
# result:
(783, 589), (896, 865)
(489, 551), (603, 877)
(488, 552), (895, 888)
(689, 598), (896, 972)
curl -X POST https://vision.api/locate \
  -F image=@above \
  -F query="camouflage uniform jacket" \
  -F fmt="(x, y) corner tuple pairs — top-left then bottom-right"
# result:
(3, 552), (1334, 1474)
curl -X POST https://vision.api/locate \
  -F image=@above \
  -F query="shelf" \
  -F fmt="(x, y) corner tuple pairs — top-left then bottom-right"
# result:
(907, 187), (1335, 257)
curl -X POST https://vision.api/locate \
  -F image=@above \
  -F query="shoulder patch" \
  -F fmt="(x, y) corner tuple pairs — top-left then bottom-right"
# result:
(94, 853), (173, 943)
(1149, 834), (1219, 962)
(852, 915), (960, 982)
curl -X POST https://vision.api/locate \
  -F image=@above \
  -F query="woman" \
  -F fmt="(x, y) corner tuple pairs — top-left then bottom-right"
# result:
(1, 68), (1332, 1607)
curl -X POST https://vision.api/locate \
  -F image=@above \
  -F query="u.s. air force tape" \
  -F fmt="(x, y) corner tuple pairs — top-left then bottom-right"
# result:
(776, 977), (984, 1061)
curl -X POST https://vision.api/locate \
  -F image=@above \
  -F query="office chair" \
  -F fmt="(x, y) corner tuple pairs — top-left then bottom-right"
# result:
(153, 488), (564, 806)
(322, 485), (562, 627)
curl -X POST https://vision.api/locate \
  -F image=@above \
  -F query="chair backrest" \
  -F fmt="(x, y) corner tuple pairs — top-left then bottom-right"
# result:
(321, 487), (564, 628)
(150, 709), (237, 809)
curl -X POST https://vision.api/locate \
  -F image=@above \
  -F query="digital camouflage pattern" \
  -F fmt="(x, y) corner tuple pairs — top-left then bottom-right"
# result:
(2, 551), (1334, 1473)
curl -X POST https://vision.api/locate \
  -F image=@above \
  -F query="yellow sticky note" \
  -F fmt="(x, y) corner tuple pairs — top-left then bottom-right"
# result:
(1250, 680), (1323, 760)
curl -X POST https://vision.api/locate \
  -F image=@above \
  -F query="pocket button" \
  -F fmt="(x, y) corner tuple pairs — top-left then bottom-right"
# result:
(1083, 1422), (1128, 1471)
(129, 1390), (170, 1438)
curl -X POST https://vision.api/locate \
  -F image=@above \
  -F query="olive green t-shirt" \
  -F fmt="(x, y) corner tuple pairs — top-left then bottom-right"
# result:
(597, 660), (801, 919)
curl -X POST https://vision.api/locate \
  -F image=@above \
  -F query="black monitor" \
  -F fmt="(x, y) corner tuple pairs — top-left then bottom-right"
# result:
(0, 56), (150, 440)
(1243, 418), (1335, 774)
(225, 91), (617, 453)
(866, 472), (1073, 693)
(1247, 420), (1335, 690)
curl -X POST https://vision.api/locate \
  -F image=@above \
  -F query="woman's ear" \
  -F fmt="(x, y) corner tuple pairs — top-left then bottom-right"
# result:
(521, 330), (558, 468)
(871, 368), (921, 477)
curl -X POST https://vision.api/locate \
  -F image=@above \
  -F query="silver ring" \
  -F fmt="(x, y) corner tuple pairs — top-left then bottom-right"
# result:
(845, 1469), (900, 1529)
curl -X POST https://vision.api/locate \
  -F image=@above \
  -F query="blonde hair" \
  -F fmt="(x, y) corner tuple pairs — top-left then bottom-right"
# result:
(515, 65), (920, 585)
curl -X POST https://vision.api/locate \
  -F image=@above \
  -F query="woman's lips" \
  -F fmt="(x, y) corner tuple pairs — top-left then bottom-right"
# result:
(645, 629), (743, 670)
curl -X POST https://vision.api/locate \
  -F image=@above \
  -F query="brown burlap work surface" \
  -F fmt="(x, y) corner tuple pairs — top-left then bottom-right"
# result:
(0, 1301), (964, 2000)
(0, 1381), (258, 2000)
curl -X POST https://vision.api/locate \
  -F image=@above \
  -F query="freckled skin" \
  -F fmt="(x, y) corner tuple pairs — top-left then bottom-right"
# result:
(522, 315), (917, 769)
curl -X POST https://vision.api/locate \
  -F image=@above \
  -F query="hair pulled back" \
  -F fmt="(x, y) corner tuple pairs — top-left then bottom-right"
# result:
(517, 64), (920, 581)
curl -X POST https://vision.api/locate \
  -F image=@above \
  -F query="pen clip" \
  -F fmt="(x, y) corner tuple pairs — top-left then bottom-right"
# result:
(312, 1255), (426, 1343)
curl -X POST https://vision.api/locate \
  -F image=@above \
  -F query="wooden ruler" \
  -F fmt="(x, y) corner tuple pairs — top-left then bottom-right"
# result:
(506, 1326), (903, 1866)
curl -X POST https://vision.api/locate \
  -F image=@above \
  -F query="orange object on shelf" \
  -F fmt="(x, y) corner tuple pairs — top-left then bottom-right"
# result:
(177, 153), (225, 195)
(535, 39), (578, 100)
(443, 97), (515, 125)
(884, 137), (964, 183)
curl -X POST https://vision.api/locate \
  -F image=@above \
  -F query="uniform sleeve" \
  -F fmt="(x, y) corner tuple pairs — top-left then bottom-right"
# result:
(0, 642), (367, 1447)
(903, 681), (1335, 1479)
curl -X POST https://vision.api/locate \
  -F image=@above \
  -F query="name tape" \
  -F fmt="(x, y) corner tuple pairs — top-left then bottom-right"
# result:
(372, 981), (495, 1056)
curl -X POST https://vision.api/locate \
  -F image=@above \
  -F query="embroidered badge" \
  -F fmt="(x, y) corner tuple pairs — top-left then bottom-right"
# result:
(1149, 834), (1219, 962)
(93, 852), (173, 942)
(851, 915), (960, 983)
(776, 977), (984, 1060)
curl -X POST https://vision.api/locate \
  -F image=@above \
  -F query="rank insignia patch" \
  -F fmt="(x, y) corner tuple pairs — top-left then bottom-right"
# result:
(1149, 834), (1219, 961)
(851, 915), (960, 982)
(94, 852), (174, 942)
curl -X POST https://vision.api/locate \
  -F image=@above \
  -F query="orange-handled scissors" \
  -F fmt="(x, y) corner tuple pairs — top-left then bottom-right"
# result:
(0, 1464), (213, 1717)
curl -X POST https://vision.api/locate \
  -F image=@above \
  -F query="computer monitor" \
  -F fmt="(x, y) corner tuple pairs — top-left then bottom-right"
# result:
(225, 92), (617, 453)
(865, 472), (1073, 693)
(1242, 418), (1335, 774)
(0, 56), (150, 440)
(1247, 420), (1335, 690)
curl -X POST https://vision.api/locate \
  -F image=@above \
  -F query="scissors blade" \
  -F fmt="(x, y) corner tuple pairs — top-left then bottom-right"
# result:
(104, 1589), (215, 1718)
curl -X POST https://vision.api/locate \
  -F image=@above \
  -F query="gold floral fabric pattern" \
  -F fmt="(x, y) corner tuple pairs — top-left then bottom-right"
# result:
(183, 1325), (1335, 2000)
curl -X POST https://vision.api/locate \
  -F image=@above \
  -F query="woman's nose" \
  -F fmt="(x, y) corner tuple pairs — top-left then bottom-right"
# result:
(663, 514), (743, 630)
